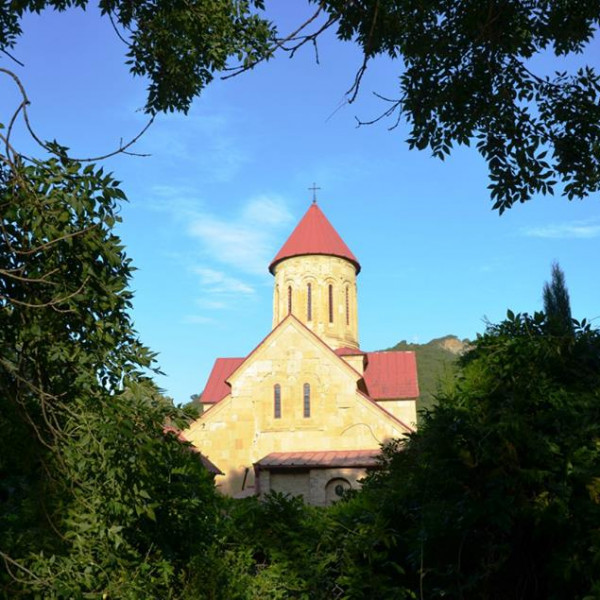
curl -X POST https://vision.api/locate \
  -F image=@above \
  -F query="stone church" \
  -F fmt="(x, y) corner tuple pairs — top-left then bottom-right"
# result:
(184, 200), (419, 505)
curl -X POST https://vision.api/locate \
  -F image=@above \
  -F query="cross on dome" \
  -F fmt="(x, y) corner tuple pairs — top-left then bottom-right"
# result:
(308, 182), (321, 204)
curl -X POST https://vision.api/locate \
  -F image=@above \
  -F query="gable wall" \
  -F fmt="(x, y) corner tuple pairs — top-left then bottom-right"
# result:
(375, 399), (418, 428)
(185, 320), (410, 495)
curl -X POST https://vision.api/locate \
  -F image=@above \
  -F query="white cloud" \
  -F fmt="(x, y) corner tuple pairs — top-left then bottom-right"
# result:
(145, 188), (293, 310)
(522, 220), (600, 239)
(146, 185), (204, 216)
(193, 267), (256, 295)
(195, 299), (228, 310)
(242, 196), (294, 227)
(187, 195), (293, 275)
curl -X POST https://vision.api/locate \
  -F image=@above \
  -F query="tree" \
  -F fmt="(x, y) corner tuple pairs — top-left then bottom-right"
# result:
(359, 310), (600, 598)
(1, 0), (274, 115)
(0, 148), (220, 596)
(0, 2), (271, 593)
(2, 1), (599, 594)
(316, 0), (600, 211)
(543, 262), (574, 336)
(2, 2), (600, 211)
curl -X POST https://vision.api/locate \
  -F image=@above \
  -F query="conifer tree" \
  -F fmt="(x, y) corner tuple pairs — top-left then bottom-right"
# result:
(543, 262), (574, 336)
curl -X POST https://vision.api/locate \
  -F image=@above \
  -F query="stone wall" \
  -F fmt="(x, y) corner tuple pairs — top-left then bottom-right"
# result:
(257, 467), (370, 506)
(185, 318), (413, 496)
(272, 254), (359, 350)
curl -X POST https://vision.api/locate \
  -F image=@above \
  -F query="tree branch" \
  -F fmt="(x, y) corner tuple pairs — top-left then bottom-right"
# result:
(0, 67), (154, 162)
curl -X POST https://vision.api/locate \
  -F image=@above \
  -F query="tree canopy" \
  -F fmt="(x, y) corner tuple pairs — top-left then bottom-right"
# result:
(0, 147), (220, 596)
(357, 309), (600, 598)
(3, 1), (600, 211)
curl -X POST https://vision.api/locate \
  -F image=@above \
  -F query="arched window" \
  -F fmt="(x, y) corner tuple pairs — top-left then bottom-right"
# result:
(287, 286), (292, 314)
(328, 284), (333, 323)
(307, 283), (312, 321)
(303, 383), (310, 418)
(274, 384), (281, 419)
(345, 285), (350, 326)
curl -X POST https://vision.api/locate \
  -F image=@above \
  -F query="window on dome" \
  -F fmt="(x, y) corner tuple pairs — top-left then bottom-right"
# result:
(328, 284), (333, 323)
(303, 383), (310, 418)
(287, 286), (292, 314)
(345, 286), (349, 326)
(307, 283), (312, 321)
(274, 384), (281, 419)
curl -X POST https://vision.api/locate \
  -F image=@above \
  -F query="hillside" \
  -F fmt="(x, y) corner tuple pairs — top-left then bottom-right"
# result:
(386, 335), (470, 414)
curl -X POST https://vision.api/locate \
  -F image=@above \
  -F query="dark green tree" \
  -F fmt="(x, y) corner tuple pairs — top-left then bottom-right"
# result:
(543, 262), (574, 336)
(359, 310), (600, 599)
(0, 148), (219, 597)
(0, 2), (271, 594)
(315, 0), (600, 211)
(0, 0), (274, 115)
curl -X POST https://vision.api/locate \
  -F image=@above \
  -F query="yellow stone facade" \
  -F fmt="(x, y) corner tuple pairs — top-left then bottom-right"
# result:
(185, 202), (418, 500)
(185, 317), (412, 495)
(272, 254), (359, 350)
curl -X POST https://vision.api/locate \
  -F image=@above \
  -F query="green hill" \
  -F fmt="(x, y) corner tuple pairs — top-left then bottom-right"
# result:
(386, 335), (470, 414)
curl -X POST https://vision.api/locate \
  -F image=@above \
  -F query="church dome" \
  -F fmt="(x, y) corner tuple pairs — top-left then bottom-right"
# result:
(269, 202), (360, 274)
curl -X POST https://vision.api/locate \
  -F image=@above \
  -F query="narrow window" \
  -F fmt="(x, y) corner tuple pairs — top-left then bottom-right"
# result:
(345, 286), (349, 326)
(274, 384), (281, 419)
(328, 284), (333, 323)
(303, 383), (311, 418)
(307, 283), (312, 321)
(287, 286), (292, 314)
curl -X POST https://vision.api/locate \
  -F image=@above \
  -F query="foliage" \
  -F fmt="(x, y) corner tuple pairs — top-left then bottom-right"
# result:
(543, 261), (574, 337)
(182, 491), (416, 600)
(362, 310), (600, 599)
(1, 0), (275, 114)
(0, 152), (219, 597)
(184, 493), (338, 600)
(318, 0), (600, 211)
(2, 3), (600, 208)
(3, 3), (600, 209)
(1, 2), (272, 594)
(3, 2), (600, 596)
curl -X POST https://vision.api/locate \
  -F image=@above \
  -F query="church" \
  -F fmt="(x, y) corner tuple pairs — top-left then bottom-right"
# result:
(184, 199), (419, 505)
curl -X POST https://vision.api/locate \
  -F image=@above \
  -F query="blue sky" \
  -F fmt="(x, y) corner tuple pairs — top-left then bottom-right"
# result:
(2, 3), (599, 405)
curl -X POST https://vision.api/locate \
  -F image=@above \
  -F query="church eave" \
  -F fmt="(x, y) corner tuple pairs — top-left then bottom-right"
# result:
(269, 251), (361, 275)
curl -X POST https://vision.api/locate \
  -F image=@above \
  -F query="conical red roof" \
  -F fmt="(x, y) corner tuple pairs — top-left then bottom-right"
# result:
(269, 202), (360, 274)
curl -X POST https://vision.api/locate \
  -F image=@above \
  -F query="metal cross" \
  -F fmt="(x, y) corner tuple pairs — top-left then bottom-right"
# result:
(308, 182), (321, 204)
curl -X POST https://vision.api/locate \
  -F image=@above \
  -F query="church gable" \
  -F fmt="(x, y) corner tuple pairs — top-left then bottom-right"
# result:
(227, 315), (362, 427)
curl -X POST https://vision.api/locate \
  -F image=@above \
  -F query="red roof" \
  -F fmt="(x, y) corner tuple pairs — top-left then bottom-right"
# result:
(269, 203), (360, 274)
(200, 343), (418, 406)
(363, 351), (419, 400)
(254, 449), (381, 470)
(201, 357), (245, 404)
